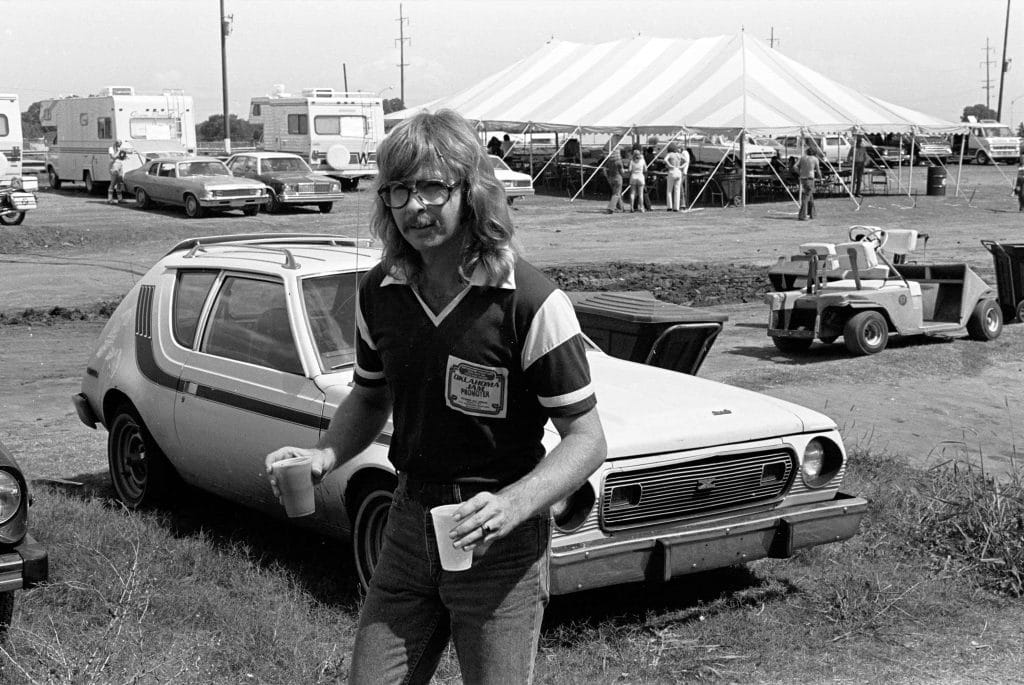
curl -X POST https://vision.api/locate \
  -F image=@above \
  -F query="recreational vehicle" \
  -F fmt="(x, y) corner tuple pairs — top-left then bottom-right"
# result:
(249, 87), (383, 189)
(40, 86), (197, 192)
(0, 93), (24, 183)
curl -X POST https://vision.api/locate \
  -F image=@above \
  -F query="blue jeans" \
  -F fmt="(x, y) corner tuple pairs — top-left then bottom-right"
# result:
(798, 178), (815, 219)
(348, 483), (551, 685)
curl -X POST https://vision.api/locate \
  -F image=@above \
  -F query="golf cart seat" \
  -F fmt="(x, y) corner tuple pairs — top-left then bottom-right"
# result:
(880, 229), (925, 264)
(799, 242), (839, 271)
(835, 241), (891, 279)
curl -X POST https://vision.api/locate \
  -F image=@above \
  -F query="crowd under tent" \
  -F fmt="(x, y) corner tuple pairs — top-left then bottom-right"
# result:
(387, 33), (967, 207)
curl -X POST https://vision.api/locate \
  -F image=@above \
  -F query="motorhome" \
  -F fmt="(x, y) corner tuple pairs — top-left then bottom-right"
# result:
(0, 93), (24, 183)
(40, 86), (197, 192)
(953, 116), (1021, 165)
(249, 87), (384, 189)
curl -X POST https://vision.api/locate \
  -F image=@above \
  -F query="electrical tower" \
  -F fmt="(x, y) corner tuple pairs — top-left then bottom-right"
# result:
(395, 4), (410, 105)
(982, 38), (996, 109)
(767, 27), (779, 49)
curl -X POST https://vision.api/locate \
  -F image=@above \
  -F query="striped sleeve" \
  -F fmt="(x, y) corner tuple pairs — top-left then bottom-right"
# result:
(353, 281), (386, 387)
(521, 289), (596, 417)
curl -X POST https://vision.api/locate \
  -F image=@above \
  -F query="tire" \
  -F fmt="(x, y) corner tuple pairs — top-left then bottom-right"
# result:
(317, 201), (334, 214)
(183, 194), (204, 218)
(844, 310), (889, 355)
(107, 405), (176, 508)
(135, 188), (151, 210)
(84, 172), (96, 195)
(267, 193), (283, 213)
(966, 299), (1003, 341)
(351, 481), (395, 592)
(0, 210), (26, 226)
(975, 150), (991, 165)
(242, 204), (259, 216)
(1017, 300), (1024, 324)
(340, 178), (359, 191)
(0, 591), (13, 638)
(47, 168), (62, 190)
(772, 336), (813, 353)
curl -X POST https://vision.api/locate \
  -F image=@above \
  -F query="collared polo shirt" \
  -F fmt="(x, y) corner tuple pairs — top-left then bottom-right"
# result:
(354, 257), (597, 486)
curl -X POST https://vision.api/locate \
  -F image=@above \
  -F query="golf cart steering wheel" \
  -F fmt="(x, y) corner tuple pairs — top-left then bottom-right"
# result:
(849, 225), (888, 249)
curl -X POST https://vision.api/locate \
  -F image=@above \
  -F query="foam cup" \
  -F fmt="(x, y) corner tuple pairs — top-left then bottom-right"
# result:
(430, 504), (473, 571)
(272, 455), (315, 518)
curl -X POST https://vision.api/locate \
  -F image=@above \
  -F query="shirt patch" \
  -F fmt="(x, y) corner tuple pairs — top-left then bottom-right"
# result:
(445, 355), (508, 419)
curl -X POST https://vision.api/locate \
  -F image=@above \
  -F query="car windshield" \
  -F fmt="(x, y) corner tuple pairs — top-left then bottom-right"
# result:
(263, 157), (312, 173)
(301, 271), (364, 371)
(488, 155), (511, 171)
(179, 161), (230, 177)
(982, 125), (1014, 137)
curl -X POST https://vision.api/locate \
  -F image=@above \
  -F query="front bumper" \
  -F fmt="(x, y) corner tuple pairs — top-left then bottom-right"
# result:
(199, 196), (268, 208)
(0, 534), (49, 592)
(549, 492), (867, 595)
(280, 191), (345, 205)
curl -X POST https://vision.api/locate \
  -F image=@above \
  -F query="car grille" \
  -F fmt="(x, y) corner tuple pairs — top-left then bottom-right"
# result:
(295, 182), (335, 193)
(212, 188), (260, 198)
(600, 449), (794, 530)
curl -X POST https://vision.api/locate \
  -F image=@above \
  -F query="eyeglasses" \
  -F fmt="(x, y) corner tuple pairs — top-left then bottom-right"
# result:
(377, 179), (458, 209)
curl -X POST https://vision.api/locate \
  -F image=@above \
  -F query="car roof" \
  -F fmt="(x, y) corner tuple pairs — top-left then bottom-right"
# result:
(148, 156), (224, 164)
(160, 234), (382, 275)
(231, 152), (305, 159)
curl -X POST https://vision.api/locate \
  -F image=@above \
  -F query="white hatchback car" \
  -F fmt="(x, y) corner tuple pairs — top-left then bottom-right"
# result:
(73, 234), (866, 594)
(488, 155), (535, 204)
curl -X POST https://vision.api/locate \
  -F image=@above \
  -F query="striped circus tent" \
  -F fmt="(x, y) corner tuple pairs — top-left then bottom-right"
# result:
(386, 33), (962, 136)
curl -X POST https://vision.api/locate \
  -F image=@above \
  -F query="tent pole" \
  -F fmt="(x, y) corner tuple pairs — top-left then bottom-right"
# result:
(907, 132), (914, 198)
(955, 133), (966, 195)
(578, 123), (584, 194)
(530, 128), (577, 190)
(740, 131), (747, 207)
(572, 126), (628, 203)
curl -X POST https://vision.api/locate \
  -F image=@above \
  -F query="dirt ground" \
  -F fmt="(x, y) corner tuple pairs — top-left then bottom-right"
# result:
(1, 165), (1023, 482)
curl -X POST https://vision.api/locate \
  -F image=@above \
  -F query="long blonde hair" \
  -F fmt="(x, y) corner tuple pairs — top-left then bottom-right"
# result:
(371, 109), (517, 284)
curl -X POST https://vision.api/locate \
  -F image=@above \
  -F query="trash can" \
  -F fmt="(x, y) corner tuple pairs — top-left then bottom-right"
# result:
(926, 165), (947, 196)
(567, 291), (729, 375)
(981, 240), (1024, 322)
(717, 174), (743, 206)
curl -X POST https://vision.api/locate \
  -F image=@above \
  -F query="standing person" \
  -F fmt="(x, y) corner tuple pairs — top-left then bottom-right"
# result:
(642, 146), (656, 211)
(107, 139), (122, 161)
(664, 143), (683, 212)
(265, 109), (607, 685)
(107, 150), (127, 204)
(678, 144), (691, 209)
(604, 148), (625, 214)
(851, 137), (868, 196)
(500, 133), (514, 158)
(627, 148), (646, 213)
(1014, 157), (1024, 212)
(797, 146), (821, 221)
(486, 136), (502, 156)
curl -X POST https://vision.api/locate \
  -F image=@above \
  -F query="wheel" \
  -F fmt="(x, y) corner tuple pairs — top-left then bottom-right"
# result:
(0, 210), (26, 226)
(975, 150), (991, 165)
(966, 299), (1003, 341)
(107, 405), (176, 508)
(0, 591), (12, 638)
(84, 172), (97, 195)
(242, 204), (259, 216)
(47, 168), (62, 190)
(351, 481), (395, 591)
(317, 201), (334, 214)
(844, 311), (889, 355)
(183, 194), (204, 218)
(135, 188), (151, 209)
(267, 193), (283, 213)
(340, 178), (359, 191)
(772, 336), (813, 353)
(1017, 300), (1024, 324)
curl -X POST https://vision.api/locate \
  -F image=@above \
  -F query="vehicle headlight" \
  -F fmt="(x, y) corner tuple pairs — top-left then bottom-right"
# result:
(284, 183), (299, 193)
(552, 481), (596, 533)
(0, 471), (23, 525)
(11, 177), (23, 190)
(330, 183), (341, 192)
(801, 437), (843, 488)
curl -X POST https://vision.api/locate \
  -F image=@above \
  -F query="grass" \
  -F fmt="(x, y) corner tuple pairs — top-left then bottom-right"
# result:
(2, 449), (1022, 684)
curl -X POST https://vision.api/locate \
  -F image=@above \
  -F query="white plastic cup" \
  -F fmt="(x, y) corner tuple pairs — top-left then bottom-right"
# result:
(430, 504), (473, 571)
(272, 455), (316, 518)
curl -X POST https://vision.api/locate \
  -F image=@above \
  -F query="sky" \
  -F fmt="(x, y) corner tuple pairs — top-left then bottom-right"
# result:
(4, 0), (1024, 127)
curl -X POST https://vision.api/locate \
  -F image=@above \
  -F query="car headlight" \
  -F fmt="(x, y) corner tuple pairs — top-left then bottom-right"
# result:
(800, 437), (843, 488)
(330, 183), (341, 192)
(284, 183), (299, 193)
(0, 471), (23, 525)
(11, 177), (23, 190)
(552, 481), (596, 533)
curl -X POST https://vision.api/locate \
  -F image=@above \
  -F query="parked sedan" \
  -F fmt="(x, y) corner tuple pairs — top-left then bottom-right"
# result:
(124, 157), (269, 218)
(225, 152), (343, 214)
(73, 234), (866, 596)
(0, 439), (48, 635)
(488, 155), (535, 204)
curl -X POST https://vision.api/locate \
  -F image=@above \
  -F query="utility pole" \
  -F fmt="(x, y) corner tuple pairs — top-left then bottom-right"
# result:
(219, 0), (232, 154)
(997, 0), (1012, 121)
(395, 4), (410, 104)
(767, 26), (779, 49)
(982, 38), (996, 109)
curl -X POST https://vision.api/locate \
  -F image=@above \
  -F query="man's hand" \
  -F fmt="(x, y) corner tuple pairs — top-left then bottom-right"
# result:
(264, 445), (337, 498)
(447, 491), (521, 554)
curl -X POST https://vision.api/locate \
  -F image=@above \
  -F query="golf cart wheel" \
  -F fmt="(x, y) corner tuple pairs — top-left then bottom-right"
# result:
(844, 311), (888, 355)
(351, 478), (396, 592)
(184, 194), (204, 218)
(966, 299), (1003, 341)
(0, 210), (26, 226)
(772, 336), (813, 353)
(107, 404), (176, 508)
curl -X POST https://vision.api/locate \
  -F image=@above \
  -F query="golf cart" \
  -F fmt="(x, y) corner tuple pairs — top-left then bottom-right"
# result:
(765, 226), (1003, 356)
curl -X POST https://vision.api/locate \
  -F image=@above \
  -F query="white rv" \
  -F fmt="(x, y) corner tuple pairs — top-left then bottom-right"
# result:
(0, 93), (24, 183)
(249, 87), (383, 189)
(40, 86), (197, 192)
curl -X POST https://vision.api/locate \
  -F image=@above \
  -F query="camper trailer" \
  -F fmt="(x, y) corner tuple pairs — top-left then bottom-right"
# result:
(0, 93), (24, 183)
(249, 87), (383, 189)
(40, 86), (197, 192)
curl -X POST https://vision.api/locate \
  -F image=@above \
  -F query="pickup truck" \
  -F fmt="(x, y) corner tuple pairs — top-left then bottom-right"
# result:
(686, 134), (777, 168)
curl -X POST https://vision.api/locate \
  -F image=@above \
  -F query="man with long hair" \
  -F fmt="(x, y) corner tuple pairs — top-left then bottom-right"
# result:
(266, 109), (606, 684)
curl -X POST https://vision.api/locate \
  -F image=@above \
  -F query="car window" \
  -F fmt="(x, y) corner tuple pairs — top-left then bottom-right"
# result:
(202, 276), (303, 374)
(228, 157), (248, 174)
(148, 164), (160, 176)
(158, 162), (176, 177)
(489, 155), (511, 172)
(301, 271), (362, 370)
(172, 270), (219, 348)
(180, 161), (230, 177)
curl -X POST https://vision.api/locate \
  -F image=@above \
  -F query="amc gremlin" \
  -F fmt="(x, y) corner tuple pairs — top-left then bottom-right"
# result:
(73, 234), (866, 594)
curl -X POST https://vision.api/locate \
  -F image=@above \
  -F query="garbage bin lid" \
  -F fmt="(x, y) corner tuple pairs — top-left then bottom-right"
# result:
(566, 291), (729, 323)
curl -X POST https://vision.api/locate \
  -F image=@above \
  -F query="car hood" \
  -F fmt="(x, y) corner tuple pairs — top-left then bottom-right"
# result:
(584, 353), (834, 456)
(192, 176), (266, 188)
(261, 172), (326, 184)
